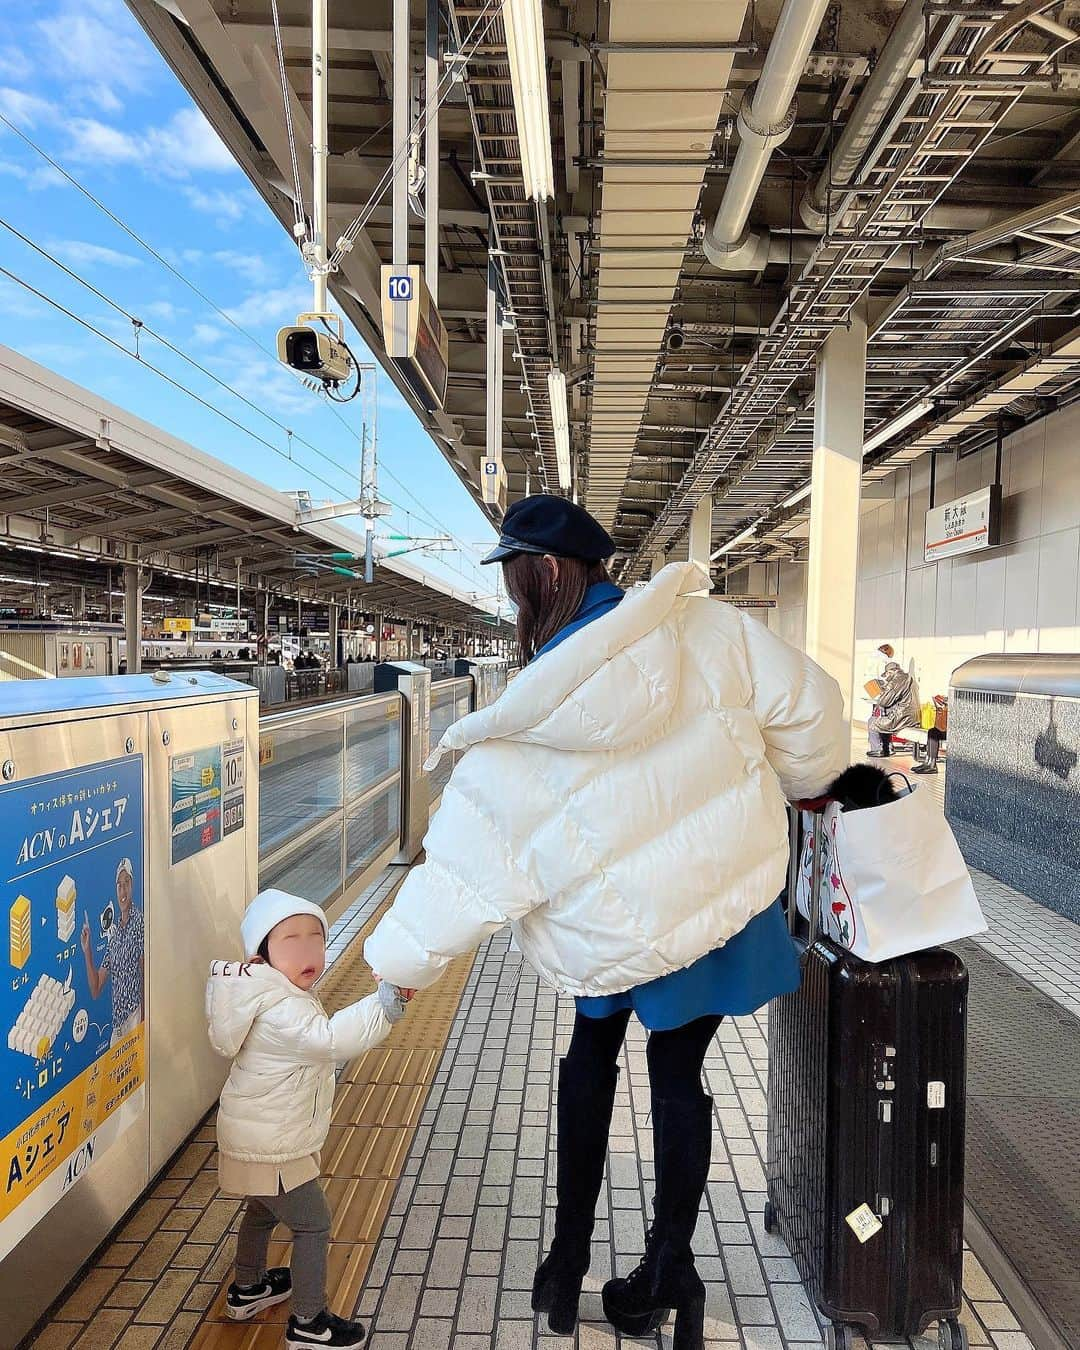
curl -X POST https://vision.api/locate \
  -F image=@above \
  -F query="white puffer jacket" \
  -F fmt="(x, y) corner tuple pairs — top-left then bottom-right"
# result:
(364, 563), (848, 997)
(206, 960), (391, 1164)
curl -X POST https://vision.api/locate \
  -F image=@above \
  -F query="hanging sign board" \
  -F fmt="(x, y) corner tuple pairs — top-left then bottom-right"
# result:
(381, 265), (448, 412)
(481, 457), (507, 511)
(924, 485), (1002, 562)
(162, 618), (193, 635)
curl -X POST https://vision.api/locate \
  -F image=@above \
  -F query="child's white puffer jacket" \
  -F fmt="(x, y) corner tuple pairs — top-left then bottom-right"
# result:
(206, 960), (391, 1165)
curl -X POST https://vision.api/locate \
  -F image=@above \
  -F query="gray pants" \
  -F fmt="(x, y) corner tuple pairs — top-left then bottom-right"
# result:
(235, 1179), (330, 1319)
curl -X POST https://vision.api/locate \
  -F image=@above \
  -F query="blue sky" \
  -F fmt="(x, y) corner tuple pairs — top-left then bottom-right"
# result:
(0, 0), (499, 600)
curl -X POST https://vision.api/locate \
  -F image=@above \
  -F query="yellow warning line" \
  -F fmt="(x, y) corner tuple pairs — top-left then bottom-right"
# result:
(192, 885), (474, 1348)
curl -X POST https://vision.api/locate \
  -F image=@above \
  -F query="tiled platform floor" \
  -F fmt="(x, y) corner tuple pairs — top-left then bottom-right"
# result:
(354, 931), (1032, 1350)
(25, 762), (1064, 1350)
(24, 869), (475, 1350)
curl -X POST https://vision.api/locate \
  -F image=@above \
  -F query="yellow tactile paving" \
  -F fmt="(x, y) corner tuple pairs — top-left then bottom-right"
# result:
(26, 878), (474, 1350)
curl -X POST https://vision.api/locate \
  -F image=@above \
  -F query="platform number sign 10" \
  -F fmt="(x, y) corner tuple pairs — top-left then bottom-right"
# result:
(388, 274), (413, 302)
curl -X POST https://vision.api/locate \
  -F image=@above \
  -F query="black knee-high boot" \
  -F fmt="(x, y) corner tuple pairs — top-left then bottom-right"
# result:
(602, 1093), (713, 1350)
(532, 1056), (619, 1334)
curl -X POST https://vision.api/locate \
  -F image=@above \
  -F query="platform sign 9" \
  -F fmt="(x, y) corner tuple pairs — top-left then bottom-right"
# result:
(388, 274), (413, 302)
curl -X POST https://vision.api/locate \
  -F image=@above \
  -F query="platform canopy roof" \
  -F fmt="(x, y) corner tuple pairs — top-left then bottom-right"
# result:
(128, 0), (1080, 578)
(0, 345), (508, 631)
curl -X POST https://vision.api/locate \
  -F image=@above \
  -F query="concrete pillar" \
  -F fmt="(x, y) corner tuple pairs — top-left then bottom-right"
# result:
(124, 565), (142, 675)
(329, 602), (339, 668)
(805, 309), (867, 720)
(688, 496), (713, 591)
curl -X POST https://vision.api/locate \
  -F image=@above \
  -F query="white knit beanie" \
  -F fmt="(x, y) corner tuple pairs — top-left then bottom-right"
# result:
(240, 889), (329, 959)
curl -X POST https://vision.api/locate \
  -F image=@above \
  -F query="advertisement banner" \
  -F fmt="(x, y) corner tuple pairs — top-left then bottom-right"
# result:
(1, 755), (145, 1260)
(170, 746), (222, 865)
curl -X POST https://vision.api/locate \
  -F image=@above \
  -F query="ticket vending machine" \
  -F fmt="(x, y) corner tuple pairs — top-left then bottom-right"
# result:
(0, 673), (259, 1347)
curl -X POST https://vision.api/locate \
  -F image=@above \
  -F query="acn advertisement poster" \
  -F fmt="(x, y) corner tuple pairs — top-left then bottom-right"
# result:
(1, 755), (145, 1260)
(170, 745), (222, 865)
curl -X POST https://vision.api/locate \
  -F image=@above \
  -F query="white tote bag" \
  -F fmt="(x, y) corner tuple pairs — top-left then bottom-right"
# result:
(795, 784), (987, 963)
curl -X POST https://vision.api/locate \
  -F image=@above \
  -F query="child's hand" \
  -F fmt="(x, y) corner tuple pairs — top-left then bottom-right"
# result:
(377, 980), (409, 1024)
(374, 973), (416, 1003)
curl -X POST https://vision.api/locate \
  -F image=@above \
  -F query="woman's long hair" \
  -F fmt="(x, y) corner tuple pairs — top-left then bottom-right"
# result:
(503, 553), (609, 664)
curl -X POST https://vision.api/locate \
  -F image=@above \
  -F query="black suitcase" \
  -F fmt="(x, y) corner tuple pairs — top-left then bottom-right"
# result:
(766, 811), (970, 1350)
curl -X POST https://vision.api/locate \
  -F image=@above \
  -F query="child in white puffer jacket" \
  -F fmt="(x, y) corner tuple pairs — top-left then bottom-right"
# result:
(207, 889), (409, 1350)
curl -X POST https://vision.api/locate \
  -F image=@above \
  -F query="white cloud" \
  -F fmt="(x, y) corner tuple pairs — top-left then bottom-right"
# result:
(213, 250), (273, 286)
(0, 49), (31, 82)
(224, 283), (312, 328)
(65, 107), (238, 179)
(66, 117), (142, 165)
(0, 160), (67, 190)
(37, 1), (156, 96)
(142, 299), (181, 323)
(0, 278), (46, 320)
(193, 322), (226, 346)
(147, 108), (237, 174)
(184, 185), (245, 223)
(78, 83), (124, 115)
(50, 239), (142, 269)
(0, 87), (57, 128)
(21, 341), (96, 368)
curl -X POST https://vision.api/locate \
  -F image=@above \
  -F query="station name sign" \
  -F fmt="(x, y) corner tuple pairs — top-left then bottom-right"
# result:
(722, 595), (777, 610)
(924, 484), (1002, 563)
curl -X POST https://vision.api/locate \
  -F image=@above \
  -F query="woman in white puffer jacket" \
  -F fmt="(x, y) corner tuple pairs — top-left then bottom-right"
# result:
(365, 496), (847, 1350)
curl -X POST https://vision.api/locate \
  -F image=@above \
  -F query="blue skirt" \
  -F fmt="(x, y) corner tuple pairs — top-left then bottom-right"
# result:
(576, 899), (800, 1032)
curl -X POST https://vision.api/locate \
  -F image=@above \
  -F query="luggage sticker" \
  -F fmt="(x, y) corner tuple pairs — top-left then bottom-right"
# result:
(927, 1081), (946, 1109)
(845, 1204), (884, 1244)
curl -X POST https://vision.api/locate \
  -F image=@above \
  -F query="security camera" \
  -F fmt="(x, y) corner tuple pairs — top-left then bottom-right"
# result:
(665, 325), (685, 353)
(277, 320), (352, 386)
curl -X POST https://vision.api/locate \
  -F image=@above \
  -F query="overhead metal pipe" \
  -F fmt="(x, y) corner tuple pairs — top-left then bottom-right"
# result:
(800, 0), (926, 233)
(702, 0), (831, 272)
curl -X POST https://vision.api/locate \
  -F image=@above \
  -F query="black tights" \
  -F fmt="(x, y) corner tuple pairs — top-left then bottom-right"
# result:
(564, 1010), (721, 1102)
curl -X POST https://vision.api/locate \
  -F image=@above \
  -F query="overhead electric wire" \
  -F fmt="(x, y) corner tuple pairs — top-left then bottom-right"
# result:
(0, 114), (493, 576)
(0, 235), (488, 589)
(0, 263), (354, 502)
(0, 215), (362, 488)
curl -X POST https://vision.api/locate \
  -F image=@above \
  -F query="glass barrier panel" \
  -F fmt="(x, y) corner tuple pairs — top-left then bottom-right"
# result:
(346, 783), (401, 882)
(345, 696), (401, 798)
(259, 818), (343, 908)
(259, 713), (343, 856)
(428, 682), (463, 798)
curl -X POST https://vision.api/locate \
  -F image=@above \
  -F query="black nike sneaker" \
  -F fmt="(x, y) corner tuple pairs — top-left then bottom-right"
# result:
(286, 1310), (367, 1349)
(225, 1267), (292, 1320)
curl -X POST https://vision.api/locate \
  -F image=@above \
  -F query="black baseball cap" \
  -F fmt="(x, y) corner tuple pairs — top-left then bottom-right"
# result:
(481, 495), (616, 565)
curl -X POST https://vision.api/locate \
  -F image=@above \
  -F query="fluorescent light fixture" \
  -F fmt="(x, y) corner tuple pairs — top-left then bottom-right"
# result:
(863, 399), (934, 456)
(547, 367), (572, 491)
(503, 0), (555, 200)
(781, 481), (812, 509)
(710, 521), (760, 561)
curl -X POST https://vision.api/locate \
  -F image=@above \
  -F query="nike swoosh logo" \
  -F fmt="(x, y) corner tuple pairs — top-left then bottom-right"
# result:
(295, 1330), (334, 1344)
